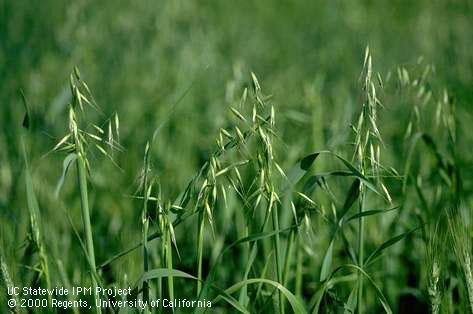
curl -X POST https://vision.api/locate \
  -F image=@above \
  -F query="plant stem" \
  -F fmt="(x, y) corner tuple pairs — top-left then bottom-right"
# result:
(357, 185), (366, 314)
(197, 210), (205, 297)
(271, 198), (284, 314)
(22, 138), (52, 304)
(238, 224), (250, 305)
(166, 227), (174, 303)
(142, 143), (150, 312)
(39, 247), (52, 304)
(295, 236), (302, 299)
(240, 201), (272, 307)
(283, 230), (294, 286)
(281, 229), (295, 311)
(76, 155), (101, 314)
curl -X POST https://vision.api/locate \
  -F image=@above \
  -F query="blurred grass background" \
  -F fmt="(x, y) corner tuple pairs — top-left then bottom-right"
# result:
(1, 0), (473, 312)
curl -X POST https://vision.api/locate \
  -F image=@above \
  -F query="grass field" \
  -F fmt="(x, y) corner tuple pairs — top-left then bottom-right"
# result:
(1, 1), (473, 313)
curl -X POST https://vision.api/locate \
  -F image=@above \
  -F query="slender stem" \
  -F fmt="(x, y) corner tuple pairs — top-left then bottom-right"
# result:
(295, 236), (302, 299)
(76, 156), (101, 314)
(238, 224), (250, 305)
(240, 202), (272, 305)
(282, 230), (294, 286)
(166, 228), (174, 303)
(281, 230), (295, 311)
(272, 202), (284, 314)
(197, 210), (205, 296)
(142, 224), (149, 309)
(160, 213), (166, 301)
(142, 150), (150, 311)
(22, 139), (52, 304)
(39, 247), (52, 304)
(357, 185), (366, 314)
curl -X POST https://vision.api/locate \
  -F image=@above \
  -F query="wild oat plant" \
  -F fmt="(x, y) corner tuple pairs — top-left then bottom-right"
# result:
(1, 48), (472, 314)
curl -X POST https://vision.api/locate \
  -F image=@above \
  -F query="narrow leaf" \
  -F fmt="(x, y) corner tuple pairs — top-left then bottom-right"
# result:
(364, 227), (420, 267)
(55, 153), (78, 198)
(346, 206), (400, 222)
